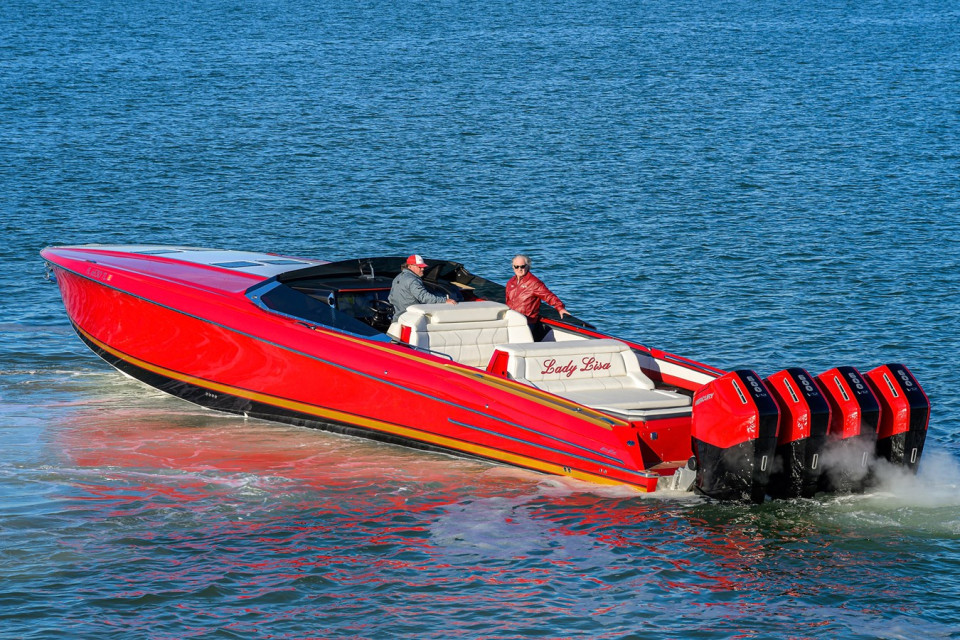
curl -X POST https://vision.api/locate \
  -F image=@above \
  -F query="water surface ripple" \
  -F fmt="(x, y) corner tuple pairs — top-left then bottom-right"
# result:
(2, 0), (960, 638)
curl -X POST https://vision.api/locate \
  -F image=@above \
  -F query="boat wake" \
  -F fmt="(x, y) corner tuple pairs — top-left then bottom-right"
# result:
(817, 450), (960, 537)
(858, 449), (960, 508)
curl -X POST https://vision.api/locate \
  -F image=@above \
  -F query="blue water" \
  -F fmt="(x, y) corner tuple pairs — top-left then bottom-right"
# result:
(3, 0), (960, 637)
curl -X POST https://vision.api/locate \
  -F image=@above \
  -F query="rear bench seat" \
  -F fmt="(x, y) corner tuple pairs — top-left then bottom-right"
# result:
(489, 339), (692, 419)
(388, 301), (534, 368)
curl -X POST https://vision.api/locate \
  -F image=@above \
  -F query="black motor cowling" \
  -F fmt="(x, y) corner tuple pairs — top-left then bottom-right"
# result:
(764, 368), (831, 499)
(864, 363), (930, 472)
(691, 370), (780, 503)
(815, 366), (881, 493)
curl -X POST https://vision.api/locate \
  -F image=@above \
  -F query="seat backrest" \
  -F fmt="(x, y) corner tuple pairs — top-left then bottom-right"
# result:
(491, 338), (655, 393)
(389, 301), (534, 367)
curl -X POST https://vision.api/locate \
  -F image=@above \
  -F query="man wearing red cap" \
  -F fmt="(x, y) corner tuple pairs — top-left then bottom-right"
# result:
(506, 254), (569, 341)
(388, 254), (458, 318)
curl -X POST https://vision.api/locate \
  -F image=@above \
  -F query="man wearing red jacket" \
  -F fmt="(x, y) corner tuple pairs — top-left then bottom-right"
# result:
(506, 254), (570, 341)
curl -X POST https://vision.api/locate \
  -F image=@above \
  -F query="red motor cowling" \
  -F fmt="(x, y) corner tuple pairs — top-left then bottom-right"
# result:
(764, 368), (831, 499)
(815, 366), (881, 493)
(864, 363), (930, 472)
(691, 370), (780, 503)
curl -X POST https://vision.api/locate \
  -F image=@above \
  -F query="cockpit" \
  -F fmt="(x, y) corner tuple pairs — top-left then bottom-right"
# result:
(246, 257), (506, 338)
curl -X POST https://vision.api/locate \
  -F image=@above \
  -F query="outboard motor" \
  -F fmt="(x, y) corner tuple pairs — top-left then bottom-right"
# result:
(764, 368), (831, 499)
(864, 364), (930, 472)
(815, 366), (881, 493)
(691, 370), (780, 503)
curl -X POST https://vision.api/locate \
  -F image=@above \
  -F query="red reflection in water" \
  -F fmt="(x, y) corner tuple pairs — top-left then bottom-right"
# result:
(48, 405), (899, 639)
(55, 407), (507, 492)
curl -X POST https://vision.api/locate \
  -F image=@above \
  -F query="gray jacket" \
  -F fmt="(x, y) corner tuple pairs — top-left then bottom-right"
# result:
(388, 269), (447, 317)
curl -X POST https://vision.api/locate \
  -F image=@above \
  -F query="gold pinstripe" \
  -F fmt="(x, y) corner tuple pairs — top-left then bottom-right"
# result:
(77, 325), (651, 491)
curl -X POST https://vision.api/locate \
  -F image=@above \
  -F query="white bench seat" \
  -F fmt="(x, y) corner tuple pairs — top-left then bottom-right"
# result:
(490, 339), (692, 419)
(388, 301), (534, 367)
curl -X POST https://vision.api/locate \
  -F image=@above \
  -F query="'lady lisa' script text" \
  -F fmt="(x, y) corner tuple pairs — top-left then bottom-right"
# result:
(540, 357), (612, 378)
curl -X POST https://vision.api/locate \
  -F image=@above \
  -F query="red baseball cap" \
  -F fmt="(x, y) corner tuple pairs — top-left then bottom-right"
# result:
(406, 254), (428, 268)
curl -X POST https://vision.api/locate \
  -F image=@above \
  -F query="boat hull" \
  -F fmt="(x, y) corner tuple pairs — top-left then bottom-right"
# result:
(43, 245), (930, 500)
(48, 255), (683, 492)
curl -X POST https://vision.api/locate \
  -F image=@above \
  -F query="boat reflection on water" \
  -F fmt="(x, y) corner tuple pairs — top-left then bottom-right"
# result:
(45, 400), (957, 637)
(55, 407), (510, 496)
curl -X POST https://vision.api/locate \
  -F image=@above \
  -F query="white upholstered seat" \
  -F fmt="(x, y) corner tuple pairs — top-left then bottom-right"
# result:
(491, 339), (692, 418)
(388, 301), (534, 367)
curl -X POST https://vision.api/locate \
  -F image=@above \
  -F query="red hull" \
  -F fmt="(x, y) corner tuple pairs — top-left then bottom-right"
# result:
(43, 245), (929, 499)
(43, 246), (717, 492)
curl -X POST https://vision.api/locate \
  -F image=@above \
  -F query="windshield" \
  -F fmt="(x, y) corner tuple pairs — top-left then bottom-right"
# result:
(248, 280), (390, 340)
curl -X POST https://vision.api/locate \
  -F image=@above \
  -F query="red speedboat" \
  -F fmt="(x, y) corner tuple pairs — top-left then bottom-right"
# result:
(41, 245), (931, 501)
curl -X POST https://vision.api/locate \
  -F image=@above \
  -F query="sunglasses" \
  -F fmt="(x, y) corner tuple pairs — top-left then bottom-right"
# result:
(512, 264), (528, 270)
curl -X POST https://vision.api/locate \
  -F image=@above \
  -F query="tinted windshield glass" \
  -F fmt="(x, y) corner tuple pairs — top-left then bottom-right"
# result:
(252, 282), (387, 339)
